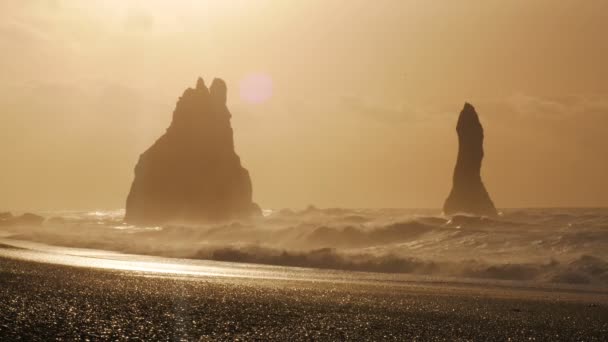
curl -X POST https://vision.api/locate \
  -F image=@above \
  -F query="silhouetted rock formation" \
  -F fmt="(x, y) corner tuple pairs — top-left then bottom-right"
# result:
(444, 103), (497, 217)
(125, 77), (261, 225)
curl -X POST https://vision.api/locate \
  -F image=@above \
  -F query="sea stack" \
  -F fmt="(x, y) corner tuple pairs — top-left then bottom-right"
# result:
(125, 77), (261, 225)
(444, 103), (497, 217)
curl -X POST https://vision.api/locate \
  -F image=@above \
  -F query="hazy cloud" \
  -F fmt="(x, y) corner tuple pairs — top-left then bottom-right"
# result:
(339, 96), (425, 124)
(487, 94), (608, 121)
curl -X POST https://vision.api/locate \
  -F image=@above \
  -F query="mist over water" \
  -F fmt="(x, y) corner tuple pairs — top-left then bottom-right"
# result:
(2, 208), (607, 286)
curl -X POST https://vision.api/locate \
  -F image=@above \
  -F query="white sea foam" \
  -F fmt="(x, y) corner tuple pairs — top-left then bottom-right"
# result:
(2, 208), (607, 286)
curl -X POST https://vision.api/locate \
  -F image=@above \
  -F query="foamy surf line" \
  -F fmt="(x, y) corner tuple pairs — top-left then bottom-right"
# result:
(3, 208), (608, 288)
(2, 236), (607, 301)
(0, 237), (417, 284)
(0, 237), (341, 282)
(0, 237), (429, 284)
(0, 238), (242, 278)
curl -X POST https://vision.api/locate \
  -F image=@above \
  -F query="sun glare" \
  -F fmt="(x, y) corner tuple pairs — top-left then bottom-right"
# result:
(239, 73), (273, 104)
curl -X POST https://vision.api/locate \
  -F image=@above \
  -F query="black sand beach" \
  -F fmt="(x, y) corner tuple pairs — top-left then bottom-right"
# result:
(1, 253), (607, 341)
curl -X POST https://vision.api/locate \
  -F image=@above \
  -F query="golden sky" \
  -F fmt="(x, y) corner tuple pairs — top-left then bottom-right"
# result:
(1, 0), (607, 210)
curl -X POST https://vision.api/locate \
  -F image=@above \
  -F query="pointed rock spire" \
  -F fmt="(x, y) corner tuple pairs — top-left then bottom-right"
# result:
(444, 103), (497, 216)
(196, 77), (208, 91)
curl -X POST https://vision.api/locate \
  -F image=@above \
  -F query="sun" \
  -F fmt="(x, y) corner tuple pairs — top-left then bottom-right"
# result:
(239, 73), (273, 105)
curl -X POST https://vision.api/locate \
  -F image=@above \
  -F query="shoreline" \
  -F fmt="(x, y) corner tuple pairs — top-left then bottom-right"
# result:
(1, 236), (607, 298)
(1, 246), (607, 340)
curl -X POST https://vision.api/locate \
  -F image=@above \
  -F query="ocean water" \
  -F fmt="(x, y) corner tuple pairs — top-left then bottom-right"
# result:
(1, 208), (607, 286)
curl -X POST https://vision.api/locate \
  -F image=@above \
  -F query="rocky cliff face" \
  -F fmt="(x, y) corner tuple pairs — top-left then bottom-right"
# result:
(444, 103), (497, 217)
(125, 77), (260, 225)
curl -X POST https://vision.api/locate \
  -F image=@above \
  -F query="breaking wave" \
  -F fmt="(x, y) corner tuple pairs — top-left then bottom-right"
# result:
(1, 207), (607, 286)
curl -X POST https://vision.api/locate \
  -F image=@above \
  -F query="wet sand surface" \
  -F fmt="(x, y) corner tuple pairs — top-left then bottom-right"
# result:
(1, 253), (607, 340)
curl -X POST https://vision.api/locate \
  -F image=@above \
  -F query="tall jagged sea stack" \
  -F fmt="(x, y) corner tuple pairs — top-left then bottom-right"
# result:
(444, 103), (497, 216)
(125, 77), (260, 225)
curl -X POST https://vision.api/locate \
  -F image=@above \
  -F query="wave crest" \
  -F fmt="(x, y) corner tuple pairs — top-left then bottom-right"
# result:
(1, 208), (607, 285)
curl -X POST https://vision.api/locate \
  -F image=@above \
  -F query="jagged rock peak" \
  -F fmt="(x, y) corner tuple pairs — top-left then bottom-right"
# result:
(210, 78), (227, 104)
(125, 76), (260, 225)
(196, 77), (208, 92)
(443, 102), (497, 217)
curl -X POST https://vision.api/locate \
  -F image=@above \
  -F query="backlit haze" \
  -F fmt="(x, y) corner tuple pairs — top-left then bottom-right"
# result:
(1, 0), (607, 211)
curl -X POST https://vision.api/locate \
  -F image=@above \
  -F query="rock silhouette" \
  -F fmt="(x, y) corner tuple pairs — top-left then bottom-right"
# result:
(125, 77), (261, 225)
(444, 103), (497, 217)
